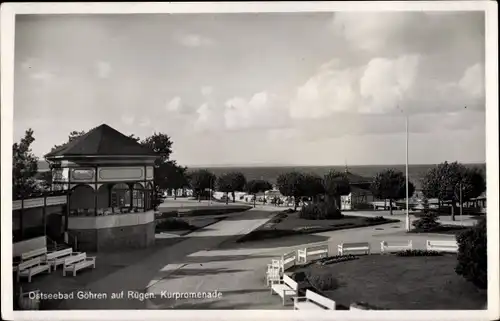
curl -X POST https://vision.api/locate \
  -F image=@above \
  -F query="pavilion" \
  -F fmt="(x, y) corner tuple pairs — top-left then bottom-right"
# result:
(13, 124), (159, 252)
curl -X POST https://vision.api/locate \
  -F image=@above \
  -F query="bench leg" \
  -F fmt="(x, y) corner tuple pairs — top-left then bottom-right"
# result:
(63, 269), (66, 277)
(73, 270), (76, 277)
(28, 274), (32, 283)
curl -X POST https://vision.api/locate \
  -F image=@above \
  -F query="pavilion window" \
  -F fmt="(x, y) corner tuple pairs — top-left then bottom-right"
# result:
(111, 183), (131, 214)
(132, 183), (145, 211)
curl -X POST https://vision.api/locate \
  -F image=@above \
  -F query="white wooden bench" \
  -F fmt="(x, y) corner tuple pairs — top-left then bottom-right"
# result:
(17, 257), (51, 283)
(337, 242), (371, 255)
(380, 240), (413, 253)
(62, 253), (96, 276)
(294, 289), (336, 310)
(266, 263), (282, 286)
(21, 247), (48, 262)
(46, 248), (80, 271)
(297, 244), (329, 264)
(270, 274), (298, 306)
(426, 240), (458, 253)
(271, 250), (297, 273)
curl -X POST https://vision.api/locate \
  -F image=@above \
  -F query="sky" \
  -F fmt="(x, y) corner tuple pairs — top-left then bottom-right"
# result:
(13, 12), (486, 166)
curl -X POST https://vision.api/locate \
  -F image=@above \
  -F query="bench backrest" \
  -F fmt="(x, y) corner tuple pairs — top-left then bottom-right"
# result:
(427, 240), (457, 248)
(283, 274), (298, 291)
(282, 251), (296, 270)
(18, 257), (41, 271)
(46, 248), (73, 260)
(382, 240), (412, 247)
(307, 244), (329, 254)
(343, 242), (370, 249)
(21, 247), (47, 261)
(306, 290), (335, 310)
(13, 236), (47, 257)
(64, 253), (86, 266)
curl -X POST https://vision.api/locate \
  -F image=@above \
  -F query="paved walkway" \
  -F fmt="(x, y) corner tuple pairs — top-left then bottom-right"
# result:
(57, 208), (278, 309)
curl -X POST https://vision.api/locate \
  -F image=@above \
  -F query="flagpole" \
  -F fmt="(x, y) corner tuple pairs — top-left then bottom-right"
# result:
(405, 114), (410, 232)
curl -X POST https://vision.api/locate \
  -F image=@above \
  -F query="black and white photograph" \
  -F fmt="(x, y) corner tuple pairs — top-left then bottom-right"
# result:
(1, 2), (498, 321)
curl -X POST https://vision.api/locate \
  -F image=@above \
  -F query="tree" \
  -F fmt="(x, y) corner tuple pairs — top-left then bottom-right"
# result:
(302, 173), (325, 202)
(455, 218), (487, 289)
(421, 162), (485, 221)
(128, 134), (141, 142)
(370, 169), (414, 215)
(38, 171), (53, 191)
(155, 160), (188, 200)
(50, 130), (86, 152)
(216, 172), (247, 204)
(276, 172), (305, 211)
(246, 179), (273, 207)
(323, 170), (350, 211)
(139, 132), (175, 207)
(189, 169), (216, 202)
(13, 129), (40, 198)
(140, 132), (173, 166)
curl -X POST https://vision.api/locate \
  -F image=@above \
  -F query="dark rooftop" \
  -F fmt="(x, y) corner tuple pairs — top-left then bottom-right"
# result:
(344, 170), (373, 185)
(44, 124), (157, 158)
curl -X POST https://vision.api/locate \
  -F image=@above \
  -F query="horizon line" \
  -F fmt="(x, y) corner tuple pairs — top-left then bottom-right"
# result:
(185, 161), (486, 168)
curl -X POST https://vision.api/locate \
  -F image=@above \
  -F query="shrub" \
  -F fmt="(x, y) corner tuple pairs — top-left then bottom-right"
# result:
(299, 201), (342, 220)
(306, 271), (340, 291)
(395, 249), (443, 257)
(365, 216), (387, 223)
(412, 212), (442, 232)
(455, 218), (487, 289)
(317, 254), (359, 265)
(291, 271), (308, 282)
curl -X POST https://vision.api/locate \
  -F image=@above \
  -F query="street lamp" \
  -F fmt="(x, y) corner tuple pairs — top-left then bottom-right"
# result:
(398, 105), (410, 232)
(405, 113), (410, 231)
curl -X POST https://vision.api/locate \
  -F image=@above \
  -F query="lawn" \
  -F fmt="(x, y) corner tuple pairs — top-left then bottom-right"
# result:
(237, 212), (399, 242)
(292, 254), (486, 310)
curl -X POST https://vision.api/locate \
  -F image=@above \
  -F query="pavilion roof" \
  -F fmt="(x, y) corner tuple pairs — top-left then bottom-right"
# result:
(44, 124), (157, 158)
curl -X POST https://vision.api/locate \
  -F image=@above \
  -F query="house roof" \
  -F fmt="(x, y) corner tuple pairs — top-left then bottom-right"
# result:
(345, 170), (373, 185)
(44, 124), (157, 158)
(350, 185), (373, 195)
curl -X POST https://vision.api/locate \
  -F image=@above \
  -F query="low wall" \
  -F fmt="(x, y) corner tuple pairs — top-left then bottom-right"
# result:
(13, 236), (47, 257)
(68, 211), (155, 252)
